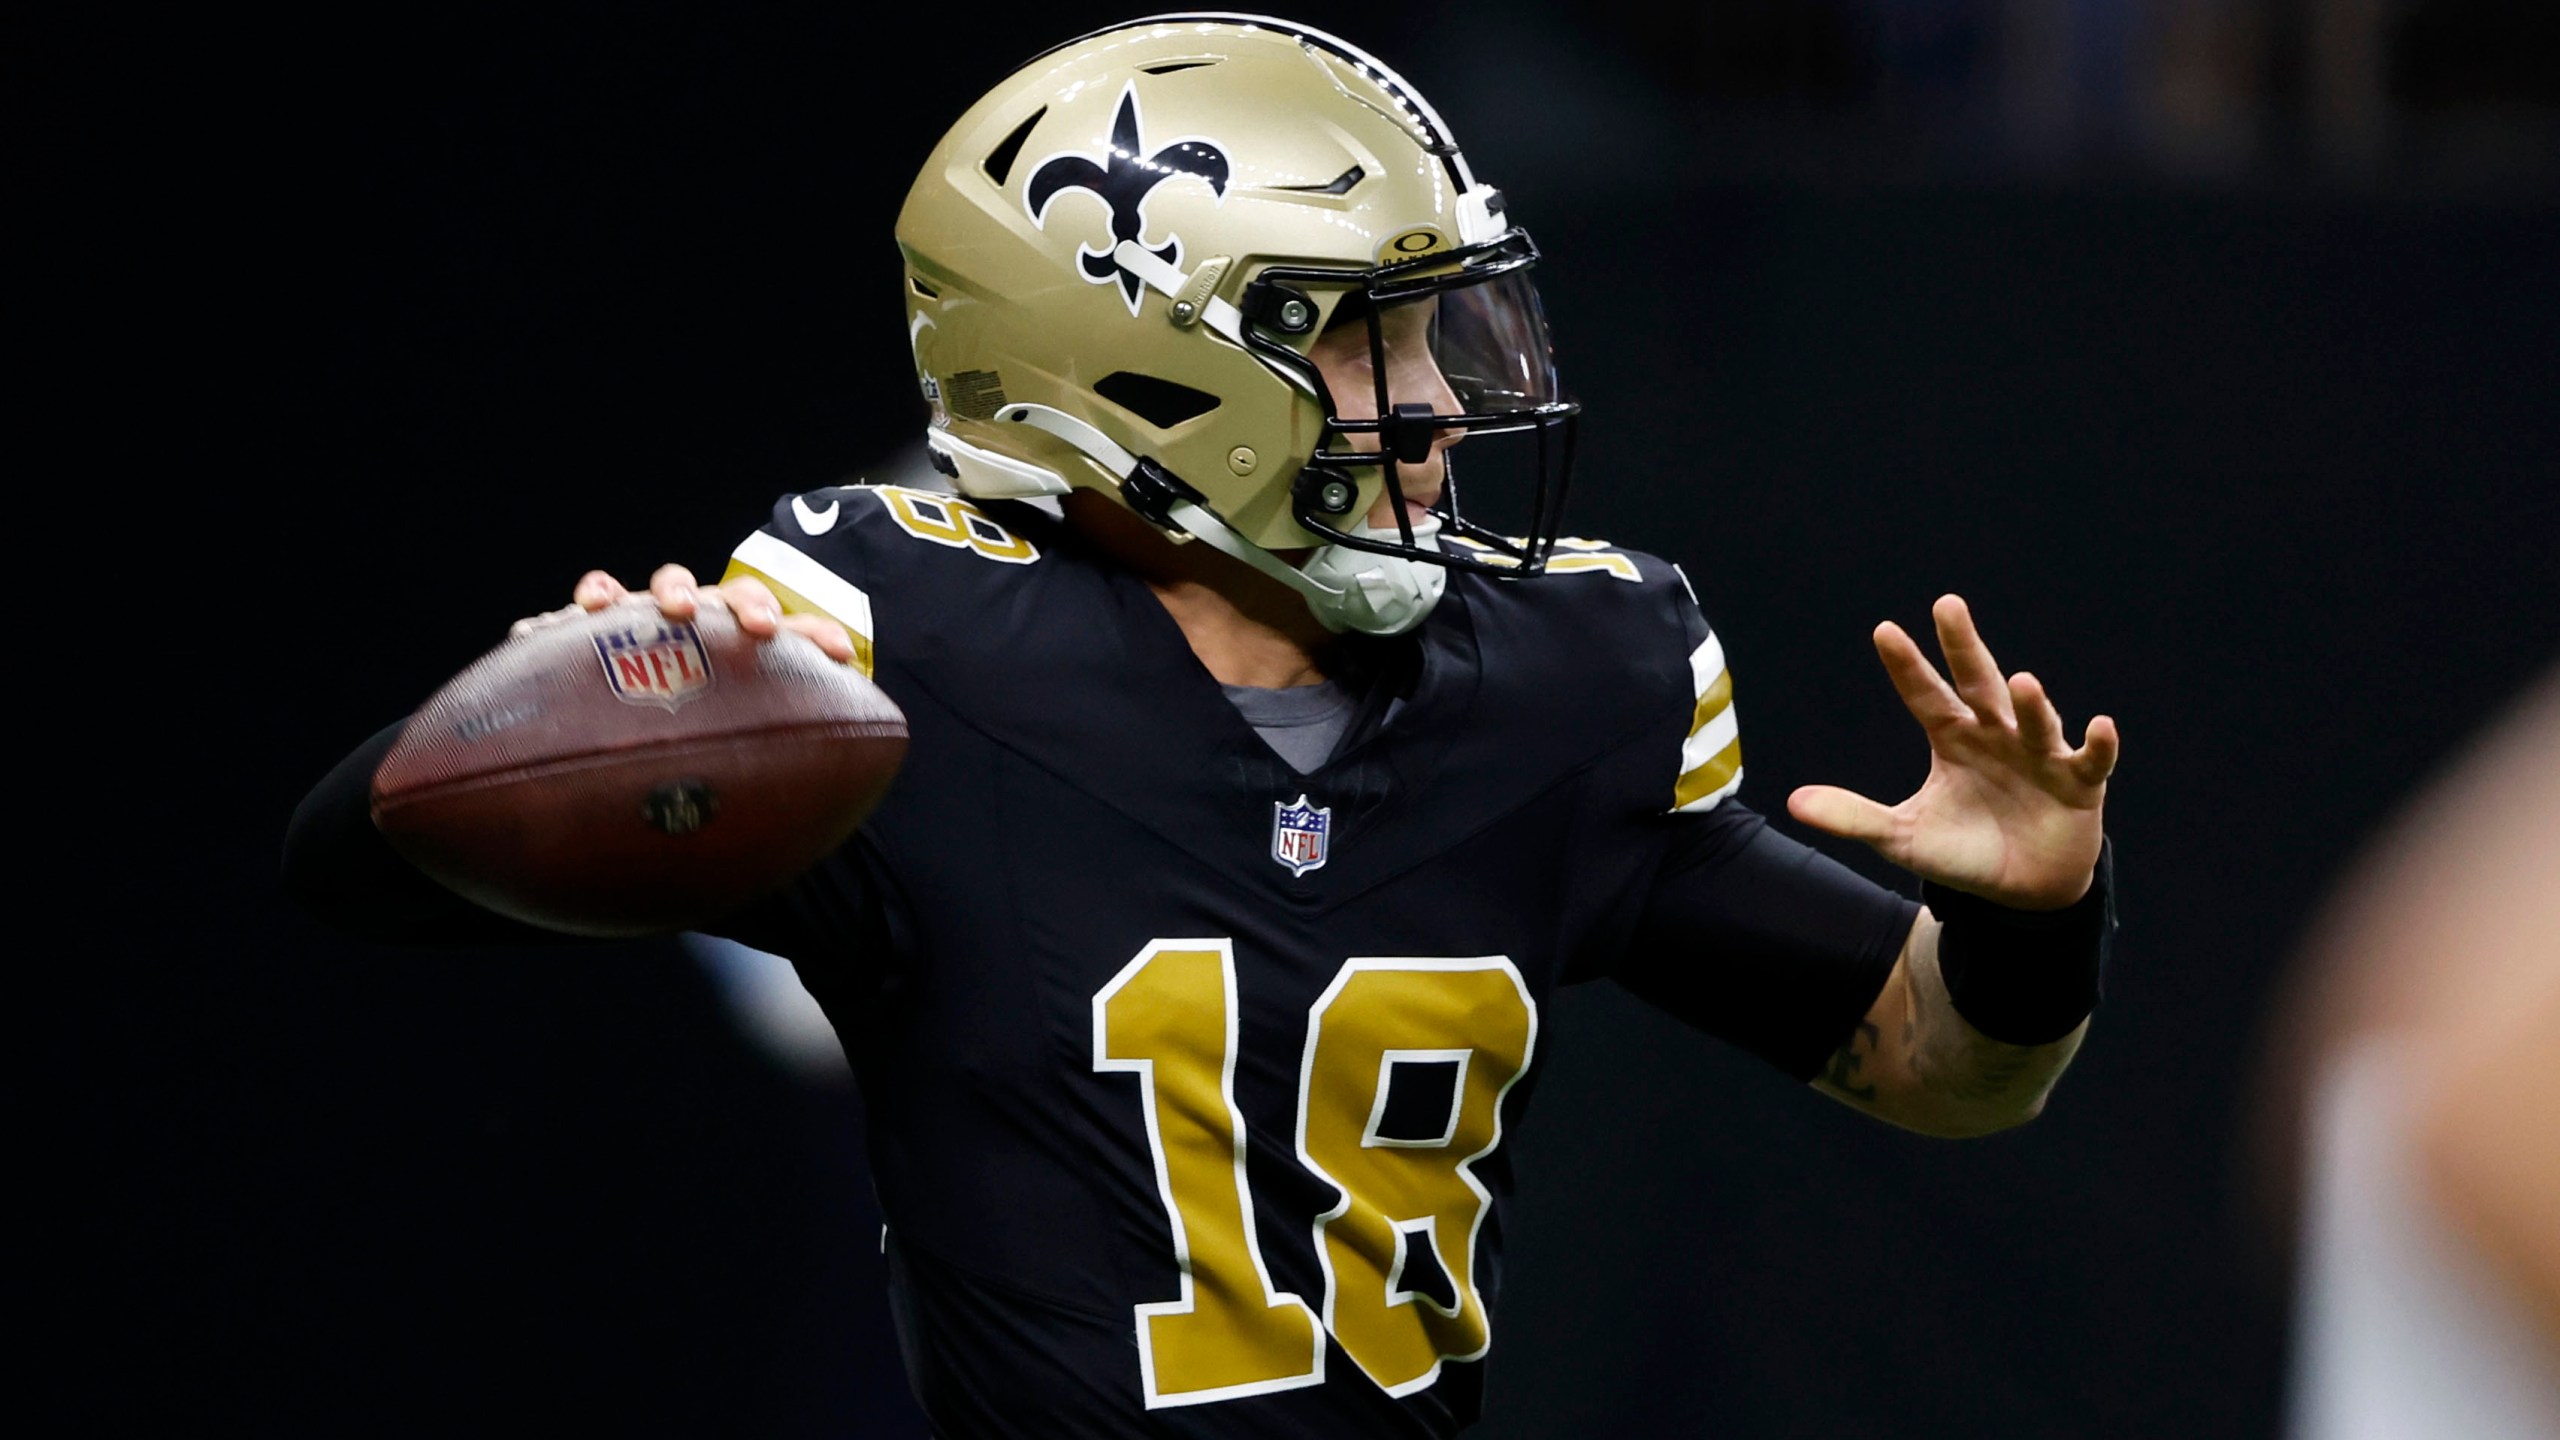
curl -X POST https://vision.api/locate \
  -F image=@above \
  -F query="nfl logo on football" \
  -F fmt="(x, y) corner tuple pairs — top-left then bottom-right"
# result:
(595, 620), (715, 710)
(1271, 794), (1331, 877)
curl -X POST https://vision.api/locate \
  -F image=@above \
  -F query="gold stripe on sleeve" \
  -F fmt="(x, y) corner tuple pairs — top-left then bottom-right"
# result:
(721, 559), (876, 678)
(1672, 736), (1744, 812)
(1689, 669), (1733, 736)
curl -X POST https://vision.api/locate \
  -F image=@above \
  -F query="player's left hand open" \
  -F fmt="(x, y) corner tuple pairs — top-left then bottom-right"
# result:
(1788, 594), (2118, 910)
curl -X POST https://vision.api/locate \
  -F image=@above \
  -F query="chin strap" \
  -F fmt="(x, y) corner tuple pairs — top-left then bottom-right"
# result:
(1287, 515), (1448, 636)
(1167, 499), (1447, 637)
(966, 404), (1448, 636)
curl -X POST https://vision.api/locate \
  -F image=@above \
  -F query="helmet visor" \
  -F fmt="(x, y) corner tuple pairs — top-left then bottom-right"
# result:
(1290, 239), (1579, 572)
(1430, 268), (1563, 415)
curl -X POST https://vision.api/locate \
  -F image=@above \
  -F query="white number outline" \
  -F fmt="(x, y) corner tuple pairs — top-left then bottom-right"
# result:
(1296, 955), (1539, 1397)
(1361, 1048), (1473, 1150)
(873, 485), (1041, 564)
(1091, 939), (1326, 1408)
(1096, 947), (1539, 1406)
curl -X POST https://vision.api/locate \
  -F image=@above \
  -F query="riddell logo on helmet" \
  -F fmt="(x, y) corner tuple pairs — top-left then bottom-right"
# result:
(1025, 85), (1231, 314)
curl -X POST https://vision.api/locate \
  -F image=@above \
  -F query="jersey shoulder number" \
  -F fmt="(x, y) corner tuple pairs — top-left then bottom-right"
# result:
(1444, 533), (1642, 582)
(720, 484), (1047, 677)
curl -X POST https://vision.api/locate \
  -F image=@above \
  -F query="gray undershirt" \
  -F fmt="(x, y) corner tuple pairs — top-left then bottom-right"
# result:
(1221, 680), (1357, 775)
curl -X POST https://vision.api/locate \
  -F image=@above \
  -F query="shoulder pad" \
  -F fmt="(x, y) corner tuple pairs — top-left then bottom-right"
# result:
(1449, 537), (1743, 815)
(1445, 533), (1692, 636)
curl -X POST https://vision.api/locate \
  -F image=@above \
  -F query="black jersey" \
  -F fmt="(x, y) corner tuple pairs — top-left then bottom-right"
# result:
(704, 484), (1915, 1437)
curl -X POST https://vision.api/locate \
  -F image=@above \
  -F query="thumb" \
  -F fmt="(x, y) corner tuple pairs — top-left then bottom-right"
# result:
(1787, 785), (1897, 846)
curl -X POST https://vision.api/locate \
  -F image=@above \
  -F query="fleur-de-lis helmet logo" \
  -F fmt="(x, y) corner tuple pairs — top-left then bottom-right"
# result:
(1025, 85), (1231, 314)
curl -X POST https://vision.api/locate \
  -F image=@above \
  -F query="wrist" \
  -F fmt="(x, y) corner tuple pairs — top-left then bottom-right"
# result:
(1921, 840), (2115, 1047)
(1939, 858), (2096, 912)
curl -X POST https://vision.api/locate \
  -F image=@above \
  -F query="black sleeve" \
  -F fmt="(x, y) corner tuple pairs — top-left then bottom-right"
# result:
(1610, 802), (1919, 1082)
(280, 720), (589, 946)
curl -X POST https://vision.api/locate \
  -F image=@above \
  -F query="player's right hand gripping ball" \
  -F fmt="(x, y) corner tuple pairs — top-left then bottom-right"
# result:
(370, 603), (906, 936)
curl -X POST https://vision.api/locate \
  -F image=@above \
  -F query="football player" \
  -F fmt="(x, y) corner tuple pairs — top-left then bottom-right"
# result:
(287, 16), (2119, 1436)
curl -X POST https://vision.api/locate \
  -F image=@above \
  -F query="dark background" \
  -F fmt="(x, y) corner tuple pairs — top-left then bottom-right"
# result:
(58, 2), (2557, 1435)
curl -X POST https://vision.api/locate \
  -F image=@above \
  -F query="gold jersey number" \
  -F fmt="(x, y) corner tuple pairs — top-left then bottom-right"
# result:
(875, 486), (1039, 564)
(1093, 942), (1538, 1408)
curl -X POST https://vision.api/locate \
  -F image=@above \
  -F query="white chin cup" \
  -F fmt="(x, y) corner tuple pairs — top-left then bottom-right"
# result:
(1295, 516), (1449, 637)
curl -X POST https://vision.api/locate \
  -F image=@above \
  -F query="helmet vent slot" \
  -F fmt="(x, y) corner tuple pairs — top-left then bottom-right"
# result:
(1270, 165), (1365, 196)
(1139, 59), (1218, 75)
(981, 107), (1046, 188)
(909, 275), (940, 300)
(1093, 372), (1221, 429)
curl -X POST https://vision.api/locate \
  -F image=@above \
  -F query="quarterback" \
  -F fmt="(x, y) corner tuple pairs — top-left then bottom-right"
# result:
(287, 15), (2120, 1436)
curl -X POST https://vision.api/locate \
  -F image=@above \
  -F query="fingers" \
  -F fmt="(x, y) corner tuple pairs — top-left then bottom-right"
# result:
(705, 572), (860, 664)
(2011, 671), (2065, 755)
(2072, 714), (2121, 787)
(648, 563), (704, 620)
(2027, 674), (2119, 791)
(712, 575), (785, 635)
(1932, 594), (2015, 727)
(559, 562), (856, 664)
(704, 576), (855, 663)
(782, 613), (858, 664)
(1874, 621), (1971, 729)
(1787, 784), (1899, 848)
(574, 570), (629, 612)
(526, 566), (629, 637)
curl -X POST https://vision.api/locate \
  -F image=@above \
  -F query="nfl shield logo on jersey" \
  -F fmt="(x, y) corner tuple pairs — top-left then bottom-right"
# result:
(594, 619), (715, 710)
(1271, 794), (1331, 877)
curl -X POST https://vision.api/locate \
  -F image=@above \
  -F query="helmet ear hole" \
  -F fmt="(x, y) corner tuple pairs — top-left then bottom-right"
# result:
(1093, 372), (1221, 428)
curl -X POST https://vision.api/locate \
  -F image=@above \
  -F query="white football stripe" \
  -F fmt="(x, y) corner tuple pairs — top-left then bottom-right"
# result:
(1688, 631), (1727, 699)
(1680, 705), (1740, 776)
(731, 530), (875, 641)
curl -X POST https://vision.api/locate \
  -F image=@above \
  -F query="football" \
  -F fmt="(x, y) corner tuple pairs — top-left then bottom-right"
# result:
(371, 602), (907, 937)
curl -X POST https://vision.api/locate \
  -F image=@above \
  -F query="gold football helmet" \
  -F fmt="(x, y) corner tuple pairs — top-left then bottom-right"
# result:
(895, 14), (1578, 634)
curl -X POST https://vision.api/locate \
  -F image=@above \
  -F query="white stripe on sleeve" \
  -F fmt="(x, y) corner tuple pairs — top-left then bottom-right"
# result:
(731, 530), (876, 644)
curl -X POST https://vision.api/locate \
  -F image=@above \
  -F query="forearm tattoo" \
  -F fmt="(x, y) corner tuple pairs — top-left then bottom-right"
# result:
(1929, 1031), (2044, 1105)
(1910, 928), (2072, 1109)
(1818, 926), (2083, 1127)
(1820, 1021), (1882, 1106)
